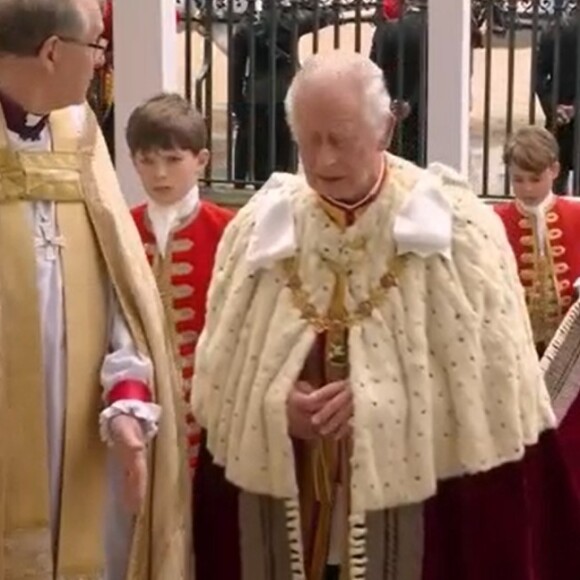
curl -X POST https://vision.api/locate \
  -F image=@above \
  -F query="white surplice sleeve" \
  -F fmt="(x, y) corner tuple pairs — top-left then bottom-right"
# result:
(99, 291), (161, 445)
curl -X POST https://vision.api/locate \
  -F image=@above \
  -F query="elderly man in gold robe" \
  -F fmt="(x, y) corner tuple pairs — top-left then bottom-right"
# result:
(191, 51), (580, 580)
(0, 0), (187, 578)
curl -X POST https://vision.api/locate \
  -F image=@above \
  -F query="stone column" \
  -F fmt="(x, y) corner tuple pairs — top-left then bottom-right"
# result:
(113, 0), (178, 205)
(426, 0), (471, 175)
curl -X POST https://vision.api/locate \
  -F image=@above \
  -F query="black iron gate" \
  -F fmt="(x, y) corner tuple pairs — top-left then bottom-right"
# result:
(472, 0), (580, 198)
(92, 0), (580, 198)
(179, 0), (580, 197)
(183, 1), (382, 189)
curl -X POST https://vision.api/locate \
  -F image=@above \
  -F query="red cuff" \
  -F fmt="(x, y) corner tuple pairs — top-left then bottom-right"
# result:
(106, 380), (151, 404)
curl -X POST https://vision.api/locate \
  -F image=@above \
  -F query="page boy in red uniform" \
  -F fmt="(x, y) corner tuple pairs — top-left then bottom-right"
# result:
(127, 93), (233, 474)
(495, 126), (580, 355)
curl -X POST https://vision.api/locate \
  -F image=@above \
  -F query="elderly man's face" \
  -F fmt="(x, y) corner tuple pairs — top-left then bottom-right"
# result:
(292, 83), (387, 203)
(39, 0), (104, 109)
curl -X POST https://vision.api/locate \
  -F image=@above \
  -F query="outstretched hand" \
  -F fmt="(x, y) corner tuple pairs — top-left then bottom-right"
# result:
(109, 414), (147, 514)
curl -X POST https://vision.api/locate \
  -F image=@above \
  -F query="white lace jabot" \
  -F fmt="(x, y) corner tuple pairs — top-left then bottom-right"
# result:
(517, 193), (554, 258)
(146, 186), (199, 256)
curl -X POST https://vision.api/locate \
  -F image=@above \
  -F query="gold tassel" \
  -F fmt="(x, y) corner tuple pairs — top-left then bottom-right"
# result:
(312, 441), (333, 505)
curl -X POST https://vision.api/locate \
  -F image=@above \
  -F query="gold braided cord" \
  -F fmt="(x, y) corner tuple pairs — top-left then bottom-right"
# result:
(281, 254), (405, 333)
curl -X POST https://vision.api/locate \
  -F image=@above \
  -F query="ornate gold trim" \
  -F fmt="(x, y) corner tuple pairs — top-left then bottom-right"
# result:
(558, 279), (571, 292)
(151, 237), (200, 474)
(552, 245), (566, 258)
(177, 330), (199, 345)
(172, 307), (195, 323)
(170, 238), (194, 253)
(348, 236), (368, 251)
(518, 217), (531, 229)
(520, 269), (538, 282)
(562, 296), (573, 307)
(170, 262), (193, 276)
(171, 284), (194, 300)
(516, 211), (565, 347)
(0, 149), (82, 171)
(0, 173), (83, 203)
(282, 255), (405, 332)
(0, 149), (87, 203)
(520, 252), (534, 264)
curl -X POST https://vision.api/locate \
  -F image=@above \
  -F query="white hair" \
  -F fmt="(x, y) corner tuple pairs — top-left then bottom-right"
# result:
(285, 51), (392, 139)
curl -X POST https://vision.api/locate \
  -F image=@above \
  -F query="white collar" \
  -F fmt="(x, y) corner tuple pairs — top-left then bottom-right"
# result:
(25, 113), (44, 127)
(518, 193), (554, 257)
(518, 192), (554, 217)
(146, 186), (200, 257)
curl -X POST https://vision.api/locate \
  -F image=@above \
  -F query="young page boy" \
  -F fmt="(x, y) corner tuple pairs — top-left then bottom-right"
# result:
(495, 125), (580, 355)
(126, 93), (233, 474)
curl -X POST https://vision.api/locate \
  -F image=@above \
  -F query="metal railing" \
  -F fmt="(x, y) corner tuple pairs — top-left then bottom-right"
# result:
(92, 0), (580, 199)
(183, 0), (390, 190)
(472, 0), (580, 198)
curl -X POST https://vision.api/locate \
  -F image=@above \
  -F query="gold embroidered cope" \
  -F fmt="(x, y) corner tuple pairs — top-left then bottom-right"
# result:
(0, 106), (188, 580)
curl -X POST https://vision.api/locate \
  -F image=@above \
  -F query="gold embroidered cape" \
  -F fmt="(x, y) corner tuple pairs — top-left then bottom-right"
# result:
(0, 105), (189, 579)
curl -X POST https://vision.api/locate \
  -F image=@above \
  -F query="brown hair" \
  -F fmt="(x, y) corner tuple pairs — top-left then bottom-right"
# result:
(503, 125), (559, 173)
(0, 0), (84, 56)
(126, 93), (207, 155)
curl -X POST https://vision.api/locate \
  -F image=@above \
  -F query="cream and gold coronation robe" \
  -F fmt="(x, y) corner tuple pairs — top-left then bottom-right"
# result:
(191, 154), (568, 579)
(0, 105), (188, 579)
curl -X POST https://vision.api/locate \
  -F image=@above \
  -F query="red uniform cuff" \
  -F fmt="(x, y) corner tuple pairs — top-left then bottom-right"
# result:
(106, 380), (151, 404)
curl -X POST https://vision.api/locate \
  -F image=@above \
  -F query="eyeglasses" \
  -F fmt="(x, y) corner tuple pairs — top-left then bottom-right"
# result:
(59, 36), (109, 53)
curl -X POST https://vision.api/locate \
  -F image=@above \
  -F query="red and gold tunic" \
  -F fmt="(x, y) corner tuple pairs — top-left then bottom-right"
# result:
(132, 200), (233, 472)
(494, 197), (580, 349)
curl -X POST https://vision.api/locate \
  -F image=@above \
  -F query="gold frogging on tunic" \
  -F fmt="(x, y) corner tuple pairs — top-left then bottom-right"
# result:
(517, 213), (565, 347)
(150, 250), (197, 364)
(146, 214), (201, 470)
(148, 221), (198, 379)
